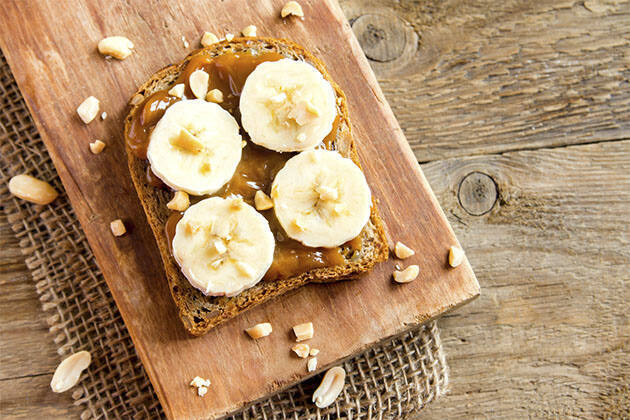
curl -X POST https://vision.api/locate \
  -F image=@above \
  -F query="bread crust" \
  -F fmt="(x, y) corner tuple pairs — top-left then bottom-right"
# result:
(124, 37), (388, 336)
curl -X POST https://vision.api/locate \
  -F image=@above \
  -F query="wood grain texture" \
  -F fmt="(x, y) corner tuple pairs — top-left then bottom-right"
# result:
(341, 0), (630, 161)
(0, 1), (478, 419)
(419, 141), (630, 419)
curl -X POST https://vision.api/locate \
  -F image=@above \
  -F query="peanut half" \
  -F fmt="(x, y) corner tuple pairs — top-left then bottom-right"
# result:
(312, 366), (345, 408)
(77, 96), (100, 124)
(8, 174), (59, 205)
(448, 245), (465, 267)
(110, 219), (126, 237)
(89, 140), (106, 154)
(200, 31), (219, 47)
(393, 265), (419, 284)
(242, 25), (257, 37)
(189, 69), (209, 100)
(292, 343), (310, 358)
(281, 1), (304, 18)
(394, 241), (415, 259)
(245, 322), (273, 339)
(97, 36), (134, 60)
(50, 351), (91, 393)
(206, 89), (224, 103)
(307, 357), (318, 372)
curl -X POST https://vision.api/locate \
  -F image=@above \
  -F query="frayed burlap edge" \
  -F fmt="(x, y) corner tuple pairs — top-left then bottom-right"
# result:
(0, 50), (448, 420)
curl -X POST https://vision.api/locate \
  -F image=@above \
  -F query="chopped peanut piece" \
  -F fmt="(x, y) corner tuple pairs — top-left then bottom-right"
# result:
(201, 31), (219, 47)
(77, 96), (100, 124)
(8, 174), (58, 205)
(281, 1), (304, 18)
(292, 343), (310, 358)
(312, 367), (345, 408)
(168, 83), (185, 98)
(97, 36), (134, 60)
(307, 357), (317, 372)
(242, 25), (257, 37)
(170, 128), (204, 153)
(189, 69), (209, 100)
(110, 219), (126, 237)
(254, 190), (274, 211)
(197, 386), (208, 396)
(101, 111), (107, 120)
(293, 322), (313, 342)
(167, 191), (190, 211)
(448, 245), (465, 267)
(189, 376), (211, 388)
(245, 322), (273, 339)
(206, 89), (224, 103)
(225, 33), (234, 41)
(309, 348), (320, 356)
(89, 140), (106, 154)
(394, 241), (415, 259)
(129, 93), (143, 106)
(393, 265), (419, 284)
(181, 36), (189, 48)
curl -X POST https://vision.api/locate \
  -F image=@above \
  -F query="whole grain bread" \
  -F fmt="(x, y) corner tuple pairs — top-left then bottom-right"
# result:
(124, 37), (388, 336)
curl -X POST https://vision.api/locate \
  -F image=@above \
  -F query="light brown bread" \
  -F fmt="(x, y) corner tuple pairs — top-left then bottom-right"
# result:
(124, 37), (388, 336)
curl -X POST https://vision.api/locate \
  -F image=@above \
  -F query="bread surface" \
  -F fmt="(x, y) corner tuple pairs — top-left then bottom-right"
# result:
(124, 37), (388, 336)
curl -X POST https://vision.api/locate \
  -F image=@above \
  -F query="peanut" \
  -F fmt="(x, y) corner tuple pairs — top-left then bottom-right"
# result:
(8, 174), (58, 205)
(312, 366), (345, 408)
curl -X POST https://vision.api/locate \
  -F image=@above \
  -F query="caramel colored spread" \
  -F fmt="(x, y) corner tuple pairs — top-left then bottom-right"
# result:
(127, 50), (360, 283)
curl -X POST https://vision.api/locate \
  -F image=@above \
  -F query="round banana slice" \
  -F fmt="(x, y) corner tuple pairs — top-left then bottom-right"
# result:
(147, 99), (242, 196)
(271, 150), (371, 248)
(239, 59), (337, 152)
(172, 197), (275, 297)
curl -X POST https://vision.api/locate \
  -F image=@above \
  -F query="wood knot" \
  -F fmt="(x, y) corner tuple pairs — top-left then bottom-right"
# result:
(351, 14), (407, 63)
(457, 172), (498, 216)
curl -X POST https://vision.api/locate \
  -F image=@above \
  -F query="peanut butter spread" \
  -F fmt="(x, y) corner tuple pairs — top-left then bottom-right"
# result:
(126, 50), (360, 282)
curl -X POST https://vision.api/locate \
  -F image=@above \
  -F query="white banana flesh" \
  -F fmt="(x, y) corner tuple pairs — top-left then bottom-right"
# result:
(271, 150), (371, 248)
(147, 100), (242, 196)
(172, 197), (275, 296)
(239, 59), (337, 152)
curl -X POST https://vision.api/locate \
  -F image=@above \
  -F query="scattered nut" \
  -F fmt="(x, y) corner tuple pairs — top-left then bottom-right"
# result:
(167, 191), (190, 211)
(201, 31), (219, 47)
(89, 140), (106, 154)
(197, 386), (208, 396)
(97, 36), (134, 60)
(189, 69), (209, 100)
(292, 343), (310, 358)
(310, 348), (320, 356)
(77, 96), (100, 124)
(307, 357), (318, 372)
(206, 88), (224, 103)
(312, 366), (345, 408)
(293, 322), (313, 342)
(225, 33), (234, 41)
(8, 174), (59, 205)
(245, 322), (272, 339)
(281, 1), (304, 18)
(100, 111), (107, 120)
(110, 219), (126, 237)
(254, 190), (274, 211)
(394, 241), (415, 259)
(242, 25), (257, 37)
(393, 265), (419, 284)
(190, 376), (211, 388)
(168, 83), (185, 98)
(50, 351), (91, 393)
(181, 35), (189, 48)
(241, 140), (247, 148)
(449, 245), (465, 267)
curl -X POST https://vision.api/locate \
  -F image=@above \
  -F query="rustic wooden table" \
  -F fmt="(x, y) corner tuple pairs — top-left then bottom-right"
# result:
(1, 0), (628, 418)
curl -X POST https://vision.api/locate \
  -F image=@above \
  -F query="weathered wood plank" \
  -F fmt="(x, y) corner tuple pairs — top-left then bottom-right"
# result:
(341, 0), (630, 161)
(417, 140), (630, 419)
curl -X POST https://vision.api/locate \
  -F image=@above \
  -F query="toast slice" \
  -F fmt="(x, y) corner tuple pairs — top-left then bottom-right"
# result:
(124, 37), (388, 336)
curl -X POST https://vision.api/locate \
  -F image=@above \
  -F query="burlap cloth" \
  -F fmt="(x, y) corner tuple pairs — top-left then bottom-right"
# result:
(0, 50), (448, 419)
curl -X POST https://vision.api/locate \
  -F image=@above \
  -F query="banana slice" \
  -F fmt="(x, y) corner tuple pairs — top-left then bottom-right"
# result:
(172, 197), (275, 297)
(239, 59), (337, 152)
(147, 99), (242, 196)
(271, 150), (371, 248)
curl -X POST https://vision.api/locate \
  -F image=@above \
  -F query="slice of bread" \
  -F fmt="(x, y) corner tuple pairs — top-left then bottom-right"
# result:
(124, 37), (388, 336)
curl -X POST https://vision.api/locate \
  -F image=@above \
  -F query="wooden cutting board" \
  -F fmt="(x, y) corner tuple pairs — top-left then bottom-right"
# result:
(0, 1), (479, 418)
